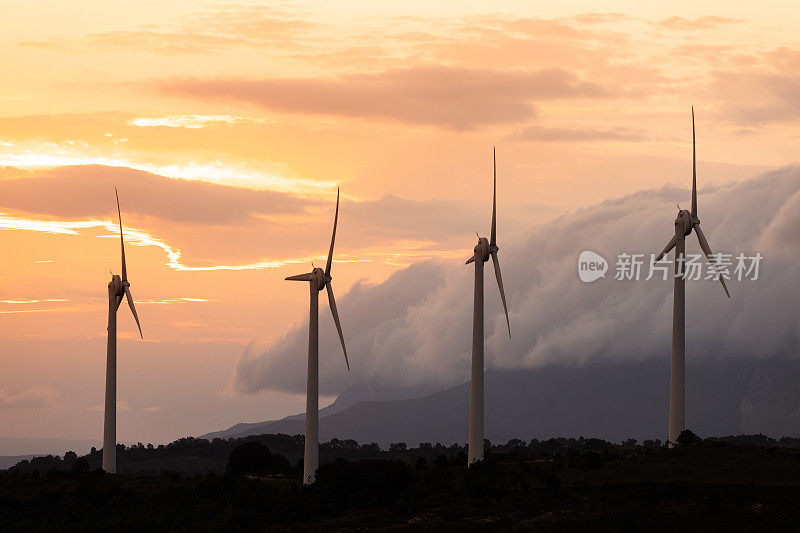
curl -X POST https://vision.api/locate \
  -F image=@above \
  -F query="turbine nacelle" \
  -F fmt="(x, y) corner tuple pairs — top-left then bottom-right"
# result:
(285, 267), (332, 291)
(472, 237), (492, 263)
(312, 268), (330, 291)
(674, 209), (694, 237)
(108, 274), (130, 296)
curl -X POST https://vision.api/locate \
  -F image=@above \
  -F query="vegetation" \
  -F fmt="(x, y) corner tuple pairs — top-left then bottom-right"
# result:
(3, 432), (800, 530)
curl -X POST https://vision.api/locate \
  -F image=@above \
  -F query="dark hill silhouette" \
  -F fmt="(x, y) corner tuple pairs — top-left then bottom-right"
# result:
(205, 357), (757, 445)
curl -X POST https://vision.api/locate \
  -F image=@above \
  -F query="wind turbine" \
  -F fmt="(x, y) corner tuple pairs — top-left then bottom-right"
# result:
(465, 147), (511, 465)
(654, 108), (730, 447)
(103, 189), (143, 473)
(286, 188), (349, 485)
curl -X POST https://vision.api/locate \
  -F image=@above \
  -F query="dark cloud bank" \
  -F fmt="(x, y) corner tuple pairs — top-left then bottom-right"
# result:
(228, 167), (800, 443)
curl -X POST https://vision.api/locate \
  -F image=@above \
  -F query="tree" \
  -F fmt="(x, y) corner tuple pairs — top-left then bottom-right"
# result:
(72, 457), (89, 473)
(389, 442), (407, 453)
(226, 442), (290, 475)
(677, 429), (701, 447)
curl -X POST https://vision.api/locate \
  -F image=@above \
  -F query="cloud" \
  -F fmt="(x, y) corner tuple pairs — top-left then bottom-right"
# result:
(234, 262), (448, 394)
(0, 387), (59, 409)
(232, 166), (800, 395)
(0, 165), (314, 224)
(158, 66), (614, 129)
(128, 115), (258, 129)
(1, 299), (67, 304)
(0, 211), (337, 272)
(85, 401), (131, 412)
(0, 164), (538, 269)
(20, 5), (313, 55)
(141, 406), (161, 413)
(711, 69), (800, 126)
(22, 31), (241, 55)
(346, 193), (490, 242)
(511, 125), (649, 142)
(573, 13), (631, 25)
(658, 16), (742, 31)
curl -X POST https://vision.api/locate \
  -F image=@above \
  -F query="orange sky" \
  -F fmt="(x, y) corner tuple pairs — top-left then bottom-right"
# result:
(2, 1), (800, 450)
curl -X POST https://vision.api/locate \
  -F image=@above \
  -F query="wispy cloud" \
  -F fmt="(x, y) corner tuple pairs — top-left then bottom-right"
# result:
(85, 401), (131, 412)
(0, 387), (59, 409)
(572, 13), (631, 25)
(0, 164), (320, 223)
(657, 16), (742, 31)
(0, 212), (365, 272)
(158, 66), (616, 129)
(710, 68), (800, 126)
(1, 299), (67, 304)
(511, 125), (649, 142)
(21, 5), (314, 55)
(136, 298), (210, 304)
(0, 148), (333, 195)
(129, 115), (260, 129)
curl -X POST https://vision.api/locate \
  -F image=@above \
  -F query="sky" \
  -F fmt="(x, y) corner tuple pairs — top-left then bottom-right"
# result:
(1, 0), (800, 453)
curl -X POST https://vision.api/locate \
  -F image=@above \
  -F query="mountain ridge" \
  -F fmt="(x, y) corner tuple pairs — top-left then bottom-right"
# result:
(203, 357), (761, 445)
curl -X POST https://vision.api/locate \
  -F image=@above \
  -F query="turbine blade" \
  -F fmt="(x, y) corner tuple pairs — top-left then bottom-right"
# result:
(285, 272), (314, 281)
(691, 106), (697, 219)
(115, 188), (127, 282)
(124, 286), (143, 338)
(655, 235), (677, 262)
(465, 253), (477, 265)
(693, 224), (731, 298)
(326, 282), (349, 371)
(325, 188), (339, 277)
(490, 147), (497, 245)
(491, 252), (511, 338)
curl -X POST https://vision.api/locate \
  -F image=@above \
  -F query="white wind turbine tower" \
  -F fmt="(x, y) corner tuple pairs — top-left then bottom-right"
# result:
(103, 189), (143, 473)
(465, 147), (511, 465)
(654, 108), (730, 447)
(285, 188), (349, 485)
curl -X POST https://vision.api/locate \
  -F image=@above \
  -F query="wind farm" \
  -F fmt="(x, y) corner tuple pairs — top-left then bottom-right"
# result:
(3, 1), (800, 530)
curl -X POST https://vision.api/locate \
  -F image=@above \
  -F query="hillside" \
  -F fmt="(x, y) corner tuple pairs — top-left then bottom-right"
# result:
(204, 357), (757, 445)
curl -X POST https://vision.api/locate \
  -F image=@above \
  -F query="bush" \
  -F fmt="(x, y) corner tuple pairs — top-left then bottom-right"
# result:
(314, 459), (413, 505)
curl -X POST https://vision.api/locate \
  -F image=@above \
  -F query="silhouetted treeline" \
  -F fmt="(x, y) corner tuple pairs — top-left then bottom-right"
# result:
(5, 432), (800, 478)
(4, 434), (800, 530)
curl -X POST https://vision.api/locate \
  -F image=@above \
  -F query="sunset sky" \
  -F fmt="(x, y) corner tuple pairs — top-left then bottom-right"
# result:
(2, 1), (800, 452)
